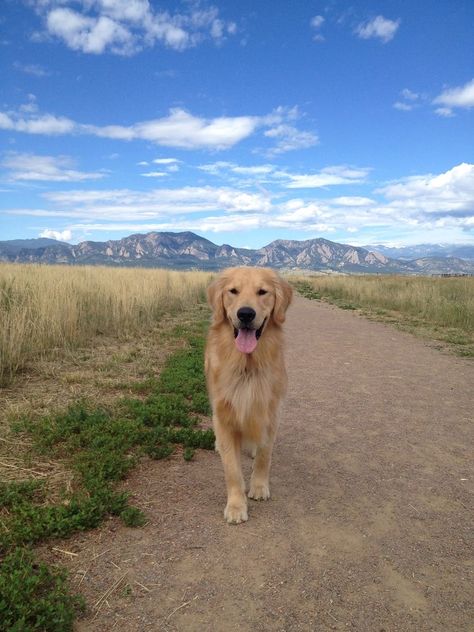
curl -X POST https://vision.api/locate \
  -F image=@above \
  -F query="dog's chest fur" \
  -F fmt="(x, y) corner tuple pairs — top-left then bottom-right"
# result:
(206, 322), (286, 444)
(225, 363), (274, 427)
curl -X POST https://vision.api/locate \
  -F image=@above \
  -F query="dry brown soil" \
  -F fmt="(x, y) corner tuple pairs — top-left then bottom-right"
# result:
(48, 296), (473, 631)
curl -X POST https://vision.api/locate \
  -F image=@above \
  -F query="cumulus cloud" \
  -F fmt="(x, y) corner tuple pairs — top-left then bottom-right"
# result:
(89, 109), (259, 149)
(0, 110), (75, 135)
(30, 0), (237, 55)
(0, 103), (316, 153)
(355, 15), (400, 43)
(2, 152), (105, 182)
(0, 104), (259, 149)
(46, 8), (133, 55)
(377, 163), (474, 217)
(39, 228), (73, 241)
(433, 79), (474, 117)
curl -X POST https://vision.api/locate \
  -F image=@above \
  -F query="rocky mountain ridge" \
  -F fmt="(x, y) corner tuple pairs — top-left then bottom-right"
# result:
(1, 231), (473, 274)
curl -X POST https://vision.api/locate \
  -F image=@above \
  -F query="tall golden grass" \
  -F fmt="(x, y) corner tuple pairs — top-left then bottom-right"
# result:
(0, 263), (213, 385)
(292, 274), (474, 341)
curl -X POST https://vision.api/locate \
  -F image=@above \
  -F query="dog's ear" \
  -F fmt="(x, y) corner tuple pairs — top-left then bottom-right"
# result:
(207, 276), (226, 324)
(273, 276), (293, 325)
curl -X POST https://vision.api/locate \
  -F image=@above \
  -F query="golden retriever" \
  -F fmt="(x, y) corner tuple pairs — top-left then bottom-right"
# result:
(205, 267), (293, 524)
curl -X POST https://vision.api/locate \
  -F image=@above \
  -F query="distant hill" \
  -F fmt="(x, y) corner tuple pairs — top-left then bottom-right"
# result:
(367, 243), (474, 261)
(0, 237), (70, 255)
(1, 231), (474, 275)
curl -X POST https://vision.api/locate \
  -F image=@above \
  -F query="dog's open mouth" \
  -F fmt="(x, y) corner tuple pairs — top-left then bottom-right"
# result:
(234, 318), (267, 354)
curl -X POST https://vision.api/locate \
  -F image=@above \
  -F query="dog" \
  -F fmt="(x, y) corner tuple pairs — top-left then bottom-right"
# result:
(205, 267), (293, 524)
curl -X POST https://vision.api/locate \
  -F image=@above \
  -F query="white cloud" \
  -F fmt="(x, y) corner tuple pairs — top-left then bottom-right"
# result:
(433, 79), (474, 116)
(310, 15), (325, 29)
(0, 103), (316, 153)
(259, 106), (319, 155)
(198, 161), (234, 175)
(140, 171), (167, 177)
(434, 107), (455, 118)
(286, 165), (371, 188)
(31, 1), (237, 55)
(13, 61), (51, 77)
(331, 196), (376, 207)
(46, 8), (133, 54)
(152, 158), (180, 164)
(199, 162), (276, 177)
(377, 163), (474, 217)
(0, 104), (259, 149)
(2, 152), (105, 182)
(231, 165), (275, 175)
(401, 88), (419, 101)
(15, 186), (273, 220)
(263, 124), (319, 155)
(39, 228), (72, 241)
(5, 163), (474, 241)
(130, 109), (259, 149)
(393, 101), (414, 111)
(355, 15), (400, 43)
(0, 110), (75, 135)
(310, 15), (325, 42)
(65, 215), (265, 235)
(393, 88), (422, 111)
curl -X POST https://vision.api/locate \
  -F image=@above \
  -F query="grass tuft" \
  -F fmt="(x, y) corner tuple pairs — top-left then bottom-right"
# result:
(120, 506), (147, 528)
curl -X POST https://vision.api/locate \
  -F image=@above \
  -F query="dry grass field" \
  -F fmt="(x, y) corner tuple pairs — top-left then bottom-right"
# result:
(0, 264), (212, 385)
(291, 273), (474, 355)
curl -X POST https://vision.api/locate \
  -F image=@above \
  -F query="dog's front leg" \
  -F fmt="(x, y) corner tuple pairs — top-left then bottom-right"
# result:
(214, 419), (247, 524)
(248, 421), (277, 501)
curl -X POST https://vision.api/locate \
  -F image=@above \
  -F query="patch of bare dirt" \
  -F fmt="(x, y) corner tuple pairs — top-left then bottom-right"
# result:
(38, 298), (474, 630)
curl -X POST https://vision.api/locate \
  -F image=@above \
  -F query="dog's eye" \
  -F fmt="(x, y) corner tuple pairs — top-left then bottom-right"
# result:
(257, 289), (268, 296)
(229, 288), (239, 295)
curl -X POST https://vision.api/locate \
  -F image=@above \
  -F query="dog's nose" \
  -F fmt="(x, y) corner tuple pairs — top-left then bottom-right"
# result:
(237, 306), (256, 324)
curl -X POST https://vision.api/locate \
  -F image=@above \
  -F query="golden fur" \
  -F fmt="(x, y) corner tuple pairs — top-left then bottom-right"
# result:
(205, 267), (293, 524)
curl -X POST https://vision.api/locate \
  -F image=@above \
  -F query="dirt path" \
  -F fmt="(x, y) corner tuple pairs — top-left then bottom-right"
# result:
(61, 296), (472, 631)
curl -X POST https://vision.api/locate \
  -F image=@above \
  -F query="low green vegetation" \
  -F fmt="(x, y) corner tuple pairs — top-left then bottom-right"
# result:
(0, 317), (214, 630)
(0, 548), (85, 632)
(293, 275), (474, 356)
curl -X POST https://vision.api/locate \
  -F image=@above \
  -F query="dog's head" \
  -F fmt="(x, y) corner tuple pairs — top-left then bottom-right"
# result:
(207, 267), (293, 354)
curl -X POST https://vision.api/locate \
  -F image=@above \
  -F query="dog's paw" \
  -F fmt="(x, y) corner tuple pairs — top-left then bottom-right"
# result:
(248, 481), (270, 501)
(224, 501), (248, 524)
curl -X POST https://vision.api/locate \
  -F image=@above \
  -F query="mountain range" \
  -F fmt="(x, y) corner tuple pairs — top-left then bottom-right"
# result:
(1, 232), (474, 275)
(365, 243), (474, 261)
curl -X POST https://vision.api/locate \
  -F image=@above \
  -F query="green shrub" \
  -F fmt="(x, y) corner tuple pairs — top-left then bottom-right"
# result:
(0, 548), (84, 631)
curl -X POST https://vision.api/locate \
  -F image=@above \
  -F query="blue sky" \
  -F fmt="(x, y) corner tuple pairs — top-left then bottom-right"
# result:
(1, 0), (473, 248)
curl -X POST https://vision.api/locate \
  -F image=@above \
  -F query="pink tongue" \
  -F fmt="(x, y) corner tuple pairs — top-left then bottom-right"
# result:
(235, 329), (258, 354)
